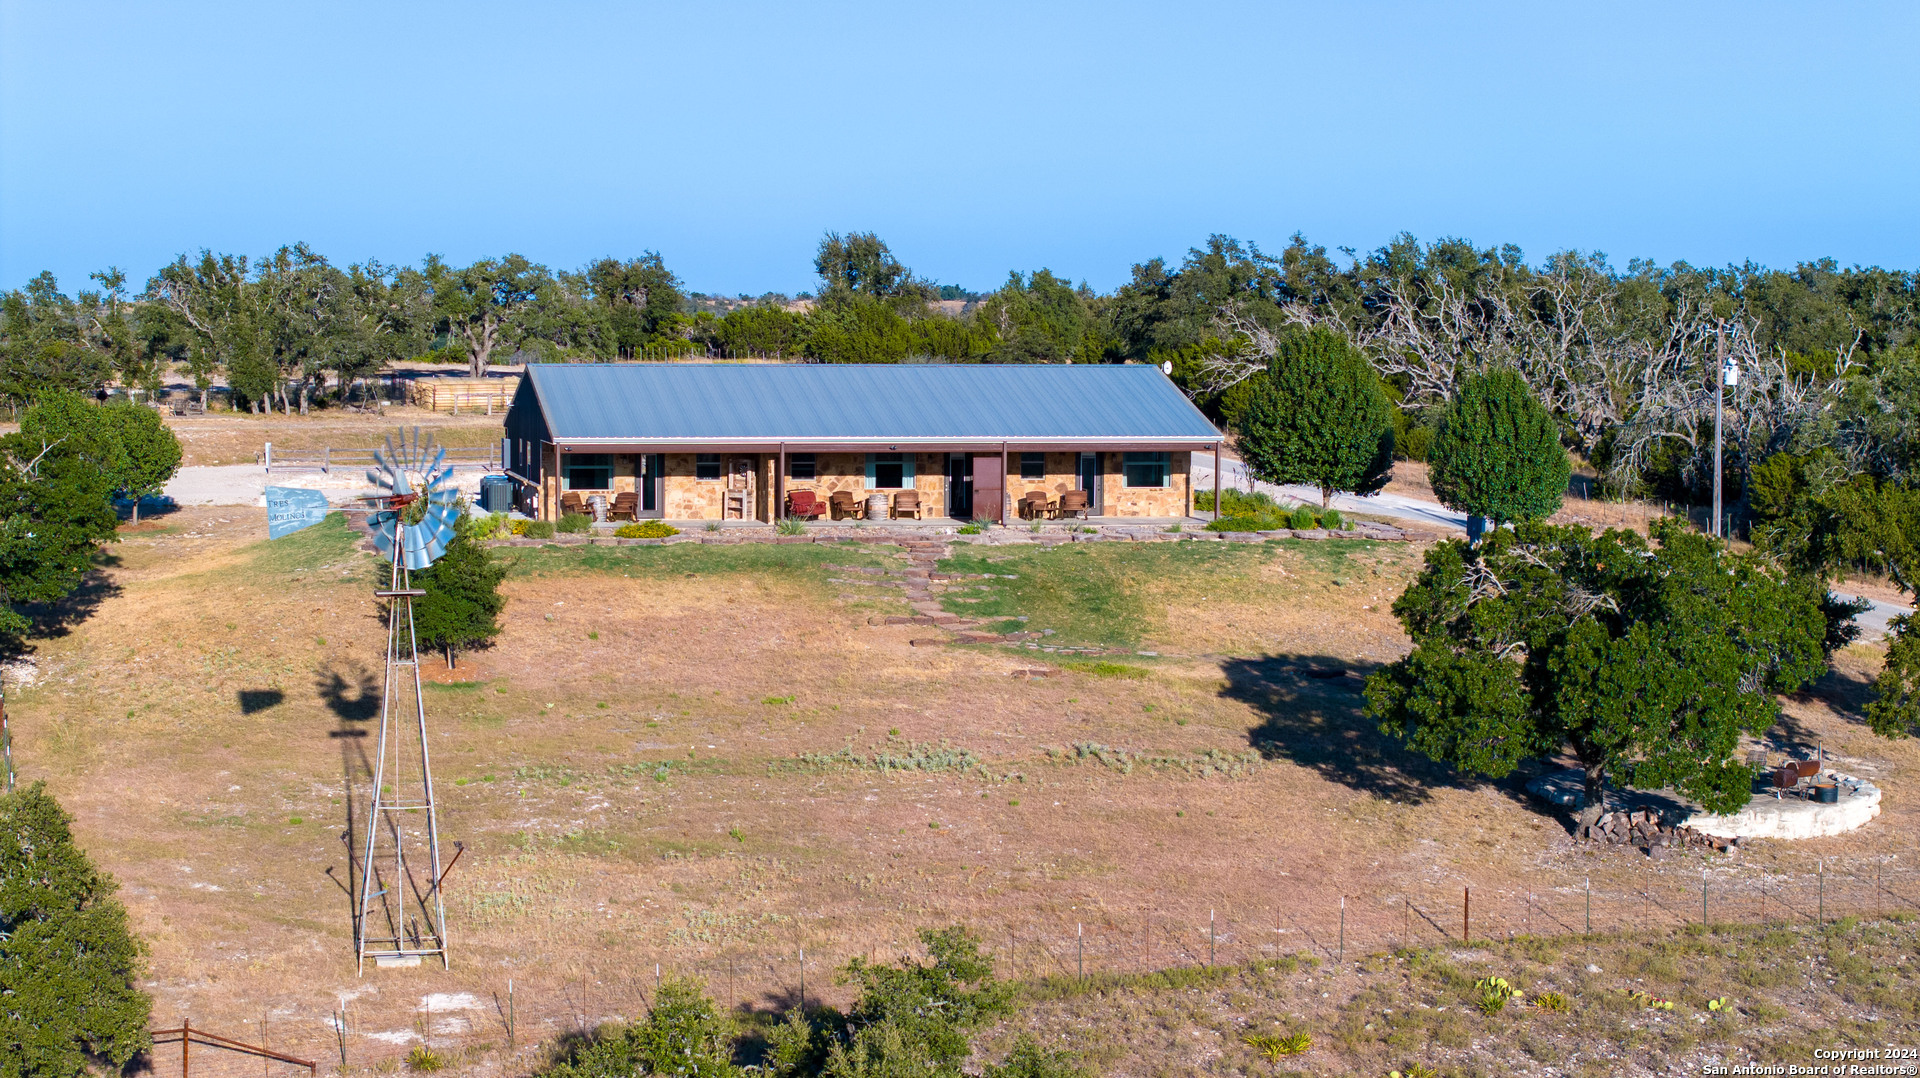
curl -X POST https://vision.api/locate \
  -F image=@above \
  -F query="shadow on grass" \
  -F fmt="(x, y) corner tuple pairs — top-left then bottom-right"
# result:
(1221, 652), (1487, 806)
(317, 666), (381, 722)
(237, 688), (284, 714)
(14, 562), (122, 644)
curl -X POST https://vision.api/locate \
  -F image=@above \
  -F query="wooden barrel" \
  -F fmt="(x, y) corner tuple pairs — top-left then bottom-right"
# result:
(866, 492), (890, 520)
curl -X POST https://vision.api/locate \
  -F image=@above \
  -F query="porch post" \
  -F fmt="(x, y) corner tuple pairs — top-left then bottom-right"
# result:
(1213, 443), (1221, 522)
(1001, 442), (1010, 524)
(777, 443), (786, 522)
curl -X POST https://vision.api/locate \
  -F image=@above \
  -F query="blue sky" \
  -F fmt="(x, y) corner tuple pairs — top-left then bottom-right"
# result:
(1, 2), (1914, 297)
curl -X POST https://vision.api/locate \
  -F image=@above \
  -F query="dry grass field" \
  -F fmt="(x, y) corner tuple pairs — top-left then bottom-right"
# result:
(12, 508), (1920, 1076)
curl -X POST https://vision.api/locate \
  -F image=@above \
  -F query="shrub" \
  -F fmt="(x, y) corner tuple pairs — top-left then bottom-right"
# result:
(614, 521), (679, 539)
(1204, 515), (1269, 532)
(1475, 976), (1523, 1014)
(1243, 1031), (1312, 1059)
(406, 1046), (445, 1072)
(957, 523), (985, 535)
(1320, 508), (1344, 531)
(984, 1036), (1086, 1078)
(414, 510), (510, 667)
(1288, 505), (1318, 530)
(557, 512), (593, 534)
(510, 519), (530, 536)
(1533, 990), (1571, 1014)
(538, 977), (739, 1078)
(775, 517), (807, 536)
(770, 927), (1018, 1078)
(524, 519), (556, 539)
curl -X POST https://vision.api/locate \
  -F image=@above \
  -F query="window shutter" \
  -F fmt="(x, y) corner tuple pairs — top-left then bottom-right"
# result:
(866, 454), (877, 486)
(902, 455), (916, 484)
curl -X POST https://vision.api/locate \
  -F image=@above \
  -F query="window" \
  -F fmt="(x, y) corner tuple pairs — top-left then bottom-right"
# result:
(1020, 452), (1046, 480)
(695, 453), (722, 481)
(562, 453), (611, 490)
(789, 453), (816, 480)
(866, 452), (914, 489)
(1123, 451), (1170, 488)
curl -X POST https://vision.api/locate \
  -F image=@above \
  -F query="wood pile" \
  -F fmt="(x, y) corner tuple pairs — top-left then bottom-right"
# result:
(1579, 808), (1735, 852)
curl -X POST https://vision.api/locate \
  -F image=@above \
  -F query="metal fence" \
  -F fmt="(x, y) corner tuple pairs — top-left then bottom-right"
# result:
(268, 850), (1920, 1072)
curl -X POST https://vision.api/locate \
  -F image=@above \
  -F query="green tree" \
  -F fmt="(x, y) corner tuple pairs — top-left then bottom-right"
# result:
(575, 254), (686, 358)
(1428, 368), (1571, 534)
(0, 783), (151, 1077)
(0, 395), (123, 641)
(146, 251), (254, 412)
(412, 512), (508, 668)
(540, 977), (738, 1078)
(1234, 328), (1393, 507)
(0, 274), (115, 408)
(813, 233), (932, 312)
(420, 254), (552, 377)
(96, 404), (182, 523)
(975, 270), (1108, 363)
(1366, 521), (1829, 822)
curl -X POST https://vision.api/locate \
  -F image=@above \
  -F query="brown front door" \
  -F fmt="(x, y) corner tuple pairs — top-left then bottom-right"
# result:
(971, 453), (1004, 523)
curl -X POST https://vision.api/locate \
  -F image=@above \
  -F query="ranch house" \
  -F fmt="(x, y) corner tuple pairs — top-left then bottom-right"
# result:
(502, 363), (1223, 524)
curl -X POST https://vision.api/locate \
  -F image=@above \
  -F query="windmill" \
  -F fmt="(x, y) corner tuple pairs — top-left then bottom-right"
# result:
(265, 427), (465, 972)
(353, 428), (462, 972)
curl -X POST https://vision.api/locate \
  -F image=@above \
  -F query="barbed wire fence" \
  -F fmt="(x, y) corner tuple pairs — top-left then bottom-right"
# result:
(276, 848), (1920, 1074)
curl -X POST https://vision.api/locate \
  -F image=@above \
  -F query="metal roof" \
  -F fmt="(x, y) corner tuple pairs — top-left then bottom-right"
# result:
(522, 363), (1221, 445)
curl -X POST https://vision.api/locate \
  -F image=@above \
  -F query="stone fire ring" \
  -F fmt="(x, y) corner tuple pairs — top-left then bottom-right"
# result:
(1527, 768), (1882, 840)
(1683, 772), (1881, 841)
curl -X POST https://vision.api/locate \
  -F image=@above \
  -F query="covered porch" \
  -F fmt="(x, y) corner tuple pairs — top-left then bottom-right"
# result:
(539, 445), (1211, 524)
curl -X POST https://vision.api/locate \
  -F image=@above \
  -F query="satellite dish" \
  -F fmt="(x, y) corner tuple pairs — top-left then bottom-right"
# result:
(366, 427), (462, 570)
(1160, 360), (1173, 375)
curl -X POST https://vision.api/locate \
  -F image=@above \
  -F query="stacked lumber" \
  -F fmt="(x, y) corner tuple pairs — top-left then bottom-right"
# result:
(1579, 808), (1735, 852)
(408, 377), (519, 413)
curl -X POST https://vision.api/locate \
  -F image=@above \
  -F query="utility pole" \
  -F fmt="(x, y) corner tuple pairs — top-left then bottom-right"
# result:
(1712, 321), (1726, 537)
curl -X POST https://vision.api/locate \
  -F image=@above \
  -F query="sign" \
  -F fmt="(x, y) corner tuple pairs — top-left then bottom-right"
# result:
(266, 486), (332, 539)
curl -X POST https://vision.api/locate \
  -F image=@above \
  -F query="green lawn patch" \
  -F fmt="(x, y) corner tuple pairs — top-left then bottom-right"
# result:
(506, 541), (899, 583)
(937, 540), (1370, 648)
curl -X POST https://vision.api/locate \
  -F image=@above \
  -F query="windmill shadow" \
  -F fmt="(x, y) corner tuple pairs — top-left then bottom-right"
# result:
(317, 667), (382, 723)
(321, 663), (379, 949)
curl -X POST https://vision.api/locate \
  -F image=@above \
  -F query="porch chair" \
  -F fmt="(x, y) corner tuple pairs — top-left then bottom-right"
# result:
(725, 457), (753, 520)
(1056, 490), (1090, 520)
(560, 492), (588, 517)
(829, 490), (863, 520)
(1020, 491), (1054, 519)
(608, 492), (639, 522)
(785, 489), (826, 520)
(892, 490), (925, 520)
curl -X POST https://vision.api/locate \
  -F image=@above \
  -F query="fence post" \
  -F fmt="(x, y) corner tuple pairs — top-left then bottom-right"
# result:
(183, 1015), (190, 1078)
(1584, 876), (1590, 935)
(263, 442), (272, 477)
(1338, 897), (1345, 965)
(798, 947), (805, 1012)
(1819, 861), (1825, 924)
(507, 978), (514, 1047)
(1077, 923), (1083, 982)
(1702, 870), (1708, 926)
(1463, 887), (1470, 943)
(1209, 910), (1215, 967)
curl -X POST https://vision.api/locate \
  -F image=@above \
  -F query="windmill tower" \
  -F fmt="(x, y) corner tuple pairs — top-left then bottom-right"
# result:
(355, 430), (462, 972)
